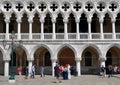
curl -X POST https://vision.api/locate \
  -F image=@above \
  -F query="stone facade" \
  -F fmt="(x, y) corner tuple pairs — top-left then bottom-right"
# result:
(0, 0), (120, 77)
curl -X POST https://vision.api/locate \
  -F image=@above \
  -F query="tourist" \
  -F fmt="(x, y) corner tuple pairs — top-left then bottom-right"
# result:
(100, 66), (106, 77)
(30, 65), (35, 78)
(67, 64), (71, 79)
(108, 65), (113, 78)
(63, 65), (68, 80)
(40, 66), (45, 77)
(24, 66), (28, 79)
(54, 63), (61, 83)
(18, 66), (23, 78)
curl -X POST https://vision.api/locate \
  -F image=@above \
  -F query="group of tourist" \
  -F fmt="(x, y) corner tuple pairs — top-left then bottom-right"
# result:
(54, 63), (72, 80)
(18, 66), (29, 79)
(18, 65), (45, 79)
(100, 65), (120, 78)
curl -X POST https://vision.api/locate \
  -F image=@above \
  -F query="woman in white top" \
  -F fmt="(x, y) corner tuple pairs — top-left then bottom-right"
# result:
(67, 64), (71, 79)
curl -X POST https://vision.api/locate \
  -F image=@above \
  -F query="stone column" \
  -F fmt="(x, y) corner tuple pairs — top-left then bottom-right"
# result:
(99, 16), (104, 39)
(88, 21), (92, 39)
(28, 60), (33, 76)
(29, 21), (33, 39)
(76, 59), (81, 76)
(51, 59), (57, 76)
(100, 58), (106, 76)
(52, 20), (56, 39)
(100, 60), (106, 67)
(17, 19), (21, 40)
(100, 21), (104, 39)
(112, 20), (116, 39)
(63, 19), (68, 39)
(40, 18), (45, 40)
(28, 15), (34, 40)
(76, 19), (80, 39)
(5, 19), (10, 40)
(4, 60), (9, 77)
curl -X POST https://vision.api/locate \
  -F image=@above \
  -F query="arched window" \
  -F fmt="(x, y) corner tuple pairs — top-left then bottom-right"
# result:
(85, 51), (92, 66)
(44, 52), (51, 66)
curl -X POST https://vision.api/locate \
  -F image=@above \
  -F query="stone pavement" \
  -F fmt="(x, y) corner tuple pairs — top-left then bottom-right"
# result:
(0, 75), (120, 85)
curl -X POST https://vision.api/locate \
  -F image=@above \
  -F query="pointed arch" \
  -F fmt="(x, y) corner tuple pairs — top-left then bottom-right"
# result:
(55, 44), (77, 59)
(30, 44), (53, 60)
(103, 43), (120, 57)
(79, 44), (102, 59)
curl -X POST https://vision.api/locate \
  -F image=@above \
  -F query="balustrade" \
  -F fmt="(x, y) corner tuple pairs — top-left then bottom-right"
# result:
(0, 33), (119, 40)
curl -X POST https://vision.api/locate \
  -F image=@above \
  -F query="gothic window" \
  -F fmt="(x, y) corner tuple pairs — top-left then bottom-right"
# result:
(85, 51), (92, 66)
(80, 13), (88, 33)
(50, 3), (58, 11)
(85, 3), (93, 11)
(109, 3), (117, 11)
(44, 52), (51, 66)
(73, 3), (81, 11)
(44, 14), (52, 33)
(38, 3), (46, 11)
(4, 3), (12, 11)
(27, 3), (35, 11)
(62, 3), (69, 11)
(56, 13), (64, 33)
(97, 3), (105, 11)
(16, 3), (23, 11)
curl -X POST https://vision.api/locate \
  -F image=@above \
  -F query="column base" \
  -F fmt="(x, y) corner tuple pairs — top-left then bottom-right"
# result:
(9, 79), (15, 83)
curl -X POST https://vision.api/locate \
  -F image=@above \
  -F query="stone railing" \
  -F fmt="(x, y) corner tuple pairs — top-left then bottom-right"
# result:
(0, 33), (120, 40)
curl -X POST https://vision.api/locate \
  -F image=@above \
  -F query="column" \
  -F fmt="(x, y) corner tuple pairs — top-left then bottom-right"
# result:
(4, 60), (9, 77)
(29, 21), (33, 39)
(88, 21), (92, 39)
(76, 59), (81, 76)
(28, 60), (33, 76)
(100, 21), (104, 39)
(112, 20), (116, 39)
(100, 60), (105, 67)
(17, 20), (21, 40)
(40, 19), (44, 40)
(63, 19), (68, 39)
(5, 20), (10, 40)
(76, 21), (80, 39)
(51, 59), (57, 76)
(52, 21), (56, 39)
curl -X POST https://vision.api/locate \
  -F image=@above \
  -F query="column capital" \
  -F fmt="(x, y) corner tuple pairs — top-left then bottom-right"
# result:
(51, 58), (57, 62)
(75, 58), (81, 62)
(75, 18), (80, 23)
(63, 14), (69, 23)
(87, 19), (91, 23)
(98, 15), (104, 23)
(52, 18), (56, 23)
(16, 18), (22, 23)
(27, 58), (34, 61)
(99, 19), (104, 23)
(99, 57), (106, 61)
(4, 59), (10, 62)
(111, 18), (116, 23)
(39, 14), (46, 23)
(28, 14), (34, 23)
(4, 13), (11, 23)
(87, 15), (92, 23)
(28, 18), (33, 23)
(40, 18), (45, 23)
(63, 18), (68, 23)
(5, 18), (10, 23)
